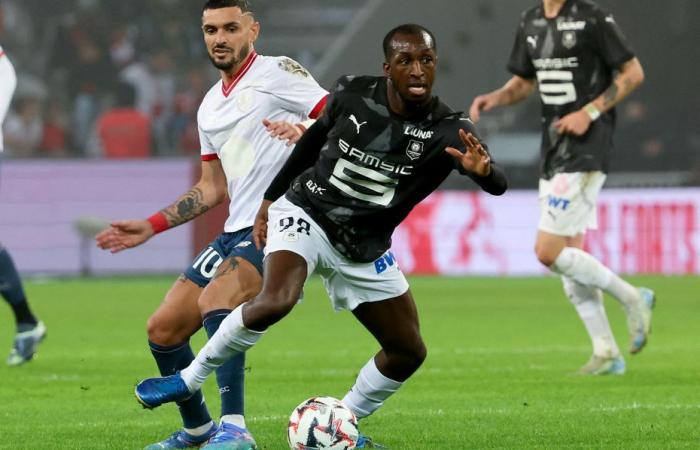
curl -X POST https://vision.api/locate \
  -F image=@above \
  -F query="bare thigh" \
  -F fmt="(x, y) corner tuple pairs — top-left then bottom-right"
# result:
(147, 275), (204, 346)
(198, 256), (263, 316)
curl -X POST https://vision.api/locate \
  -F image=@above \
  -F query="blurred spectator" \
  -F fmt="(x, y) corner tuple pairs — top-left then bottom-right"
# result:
(170, 66), (208, 155)
(39, 99), (68, 157)
(3, 97), (43, 157)
(92, 82), (152, 159)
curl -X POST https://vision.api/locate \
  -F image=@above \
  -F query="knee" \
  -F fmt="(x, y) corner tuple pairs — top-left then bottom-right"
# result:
(411, 341), (428, 369)
(257, 291), (297, 322)
(534, 243), (558, 268)
(147, 314), (182, 346)
(243, 290), (298, 330)
(392, 339), (427, 372)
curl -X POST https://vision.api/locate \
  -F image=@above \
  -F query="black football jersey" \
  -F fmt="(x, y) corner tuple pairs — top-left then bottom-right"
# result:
(507, 0), (635, 179)
(285, 75), (502, 262)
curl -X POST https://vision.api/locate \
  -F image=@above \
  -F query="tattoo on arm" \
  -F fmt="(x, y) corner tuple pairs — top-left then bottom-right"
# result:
(161, 187), (211, 227)
(602, 83), (619, 109)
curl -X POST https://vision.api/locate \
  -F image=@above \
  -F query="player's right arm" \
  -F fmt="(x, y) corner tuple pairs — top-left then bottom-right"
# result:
(469, 75), (537, 123)
(95, 159), (228, 253)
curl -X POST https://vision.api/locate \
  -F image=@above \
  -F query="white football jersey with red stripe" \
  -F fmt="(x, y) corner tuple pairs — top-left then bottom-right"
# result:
(198, 50), (327, 233)
(0, 45), (18, 152)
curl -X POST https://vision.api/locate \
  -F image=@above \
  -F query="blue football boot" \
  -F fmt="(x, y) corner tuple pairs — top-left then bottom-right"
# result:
(578, 355), (626, 376)
(356, 433), (388, 449)
(201, 422), (257, 449)
(7, 321), (47, 366)
(135, 374), (193, 409)
(628, 287), (656, 354)
(144, 423), (218, 449)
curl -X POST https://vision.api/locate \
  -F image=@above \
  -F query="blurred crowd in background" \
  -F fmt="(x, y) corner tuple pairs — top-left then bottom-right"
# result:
(1, 0), (698, 186)
(1, 0), (222, 158)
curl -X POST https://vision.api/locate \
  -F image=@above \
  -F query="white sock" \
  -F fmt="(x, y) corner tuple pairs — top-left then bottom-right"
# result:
(184, 420), (215, 437)
(562, 276), (620, 358)
(181, 305), (265, 392)
(220, 414), (246, 429)
(341, 358), (403, 419)
(552, 247), (640, 308)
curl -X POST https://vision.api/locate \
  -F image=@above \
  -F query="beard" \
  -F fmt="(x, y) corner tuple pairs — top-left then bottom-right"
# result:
(208, 43), (251, 71)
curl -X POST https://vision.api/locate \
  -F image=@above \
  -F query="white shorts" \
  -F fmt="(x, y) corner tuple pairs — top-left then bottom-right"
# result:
(265, 196), (409, 311)
(538, 171), (606, 237)
(0, 50), (17, 152)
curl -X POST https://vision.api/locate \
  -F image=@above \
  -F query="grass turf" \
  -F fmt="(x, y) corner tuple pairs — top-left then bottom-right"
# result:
(0, 275), (698, 449)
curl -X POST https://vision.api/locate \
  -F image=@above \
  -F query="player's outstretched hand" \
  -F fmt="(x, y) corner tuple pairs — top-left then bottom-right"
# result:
(263, 118), (302, 146)
(445, 129), (491, 177)
(253, 199), (273, 250)
(95, 219), (154, 253)
(469, 93), (498, 123)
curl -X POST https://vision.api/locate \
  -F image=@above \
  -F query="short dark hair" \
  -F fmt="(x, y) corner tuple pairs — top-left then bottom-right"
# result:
(202, 0), (253, 15)
(382, 24), (437, 60)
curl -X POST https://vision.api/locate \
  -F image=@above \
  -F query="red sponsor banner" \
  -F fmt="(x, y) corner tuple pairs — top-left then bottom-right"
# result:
(393, 189), (699, 275)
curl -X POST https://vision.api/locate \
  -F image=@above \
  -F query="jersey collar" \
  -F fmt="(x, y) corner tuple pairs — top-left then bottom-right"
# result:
(221, 50), (258, 97)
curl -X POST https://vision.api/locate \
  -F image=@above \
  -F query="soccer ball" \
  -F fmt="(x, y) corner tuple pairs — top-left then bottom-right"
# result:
(287, 396), (359, 450)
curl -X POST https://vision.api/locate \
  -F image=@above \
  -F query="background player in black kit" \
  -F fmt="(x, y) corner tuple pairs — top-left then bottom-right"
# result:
(470, 0), (653, 375)
(135, 24), (507, 446)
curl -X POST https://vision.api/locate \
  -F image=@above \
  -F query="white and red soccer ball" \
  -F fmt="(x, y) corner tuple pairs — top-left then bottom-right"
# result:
(287, 396), (359, 450)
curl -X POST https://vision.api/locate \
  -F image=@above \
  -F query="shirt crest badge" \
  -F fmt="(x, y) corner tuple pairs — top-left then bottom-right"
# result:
(278, 58), (310, 78)
(562, 31), (576, 49)
(406, 140), (424, 160)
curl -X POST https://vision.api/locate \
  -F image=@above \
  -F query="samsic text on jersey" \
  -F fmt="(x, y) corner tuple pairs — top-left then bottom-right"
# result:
(286, 75), (506, 263)
(507, 0), (635, 179)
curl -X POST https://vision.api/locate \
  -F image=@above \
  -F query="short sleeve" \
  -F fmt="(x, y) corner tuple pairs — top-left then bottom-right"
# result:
(506, 15), (536, 79)
(198, 122), (218, 161)
(591, 9), (635, 69)
(266, 57), (329, 119)
(314, 75), (354, 129)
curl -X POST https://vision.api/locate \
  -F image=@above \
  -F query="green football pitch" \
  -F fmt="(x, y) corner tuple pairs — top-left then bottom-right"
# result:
(0, 275), (698, 449)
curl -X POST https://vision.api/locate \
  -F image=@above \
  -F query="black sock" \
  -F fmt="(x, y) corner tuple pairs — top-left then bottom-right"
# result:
(203, 309), (246, 417)
(0, 246), (37, 327)
(149, 340), (213, 430)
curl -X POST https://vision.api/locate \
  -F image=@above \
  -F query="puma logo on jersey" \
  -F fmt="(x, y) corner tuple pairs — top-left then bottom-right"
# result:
(527, 35), (538, 49)
(349, 114), (367, 134)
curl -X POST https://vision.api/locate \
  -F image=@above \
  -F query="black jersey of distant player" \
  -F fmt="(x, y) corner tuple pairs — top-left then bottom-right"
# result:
(286, 75), (487, 263)
(507, 0), (635, 179)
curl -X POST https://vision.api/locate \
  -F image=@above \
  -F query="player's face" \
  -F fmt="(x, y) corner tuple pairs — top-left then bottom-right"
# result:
(383, 32), (437, 104)
(202, 7), (259, 72)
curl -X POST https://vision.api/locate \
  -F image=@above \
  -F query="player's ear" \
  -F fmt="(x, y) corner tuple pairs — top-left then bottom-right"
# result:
(249, 20), (260, 42)
(382, 62), (390, 78)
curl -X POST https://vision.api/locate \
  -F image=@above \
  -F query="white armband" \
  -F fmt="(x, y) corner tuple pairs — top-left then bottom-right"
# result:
(295, 118), (317, 133)
(583, 103), (601, 121)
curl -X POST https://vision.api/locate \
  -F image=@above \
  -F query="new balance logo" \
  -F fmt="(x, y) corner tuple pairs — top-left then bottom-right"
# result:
(349, 114), (367, 134)
(547, 195), (571, 210)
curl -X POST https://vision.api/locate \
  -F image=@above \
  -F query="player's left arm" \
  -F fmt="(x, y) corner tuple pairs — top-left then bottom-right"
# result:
(555, 57), (644, 136)
(445, 129), (508, 196)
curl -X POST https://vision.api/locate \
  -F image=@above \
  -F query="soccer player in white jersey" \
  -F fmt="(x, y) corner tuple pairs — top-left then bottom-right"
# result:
(95, 1), (327, 449)
(0, 44), (47, 366)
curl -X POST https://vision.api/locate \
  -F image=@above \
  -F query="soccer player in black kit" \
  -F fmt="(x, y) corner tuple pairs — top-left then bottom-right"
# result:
(135, 24), (507, 446)
(470, 0), (653, 375)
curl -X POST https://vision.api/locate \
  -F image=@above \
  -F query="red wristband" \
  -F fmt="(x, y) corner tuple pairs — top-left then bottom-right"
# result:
(147, 212), (169, 234)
